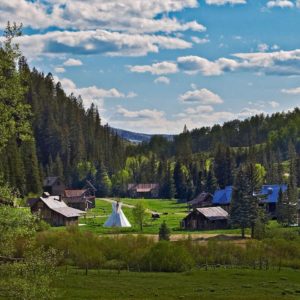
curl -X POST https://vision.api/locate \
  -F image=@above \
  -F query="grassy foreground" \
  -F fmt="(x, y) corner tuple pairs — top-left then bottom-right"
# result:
(55, 268), (300, 300)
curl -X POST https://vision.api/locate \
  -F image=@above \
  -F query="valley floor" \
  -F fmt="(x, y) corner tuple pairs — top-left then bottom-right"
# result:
(55, 268), (300, 300)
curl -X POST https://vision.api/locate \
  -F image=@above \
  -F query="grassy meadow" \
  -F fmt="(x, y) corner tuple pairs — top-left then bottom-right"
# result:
(77, 198), (244, 235)
(55, 268), (300, 300)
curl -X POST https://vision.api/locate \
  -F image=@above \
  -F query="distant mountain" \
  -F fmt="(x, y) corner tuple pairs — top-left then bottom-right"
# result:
(111, 128), (174, 144)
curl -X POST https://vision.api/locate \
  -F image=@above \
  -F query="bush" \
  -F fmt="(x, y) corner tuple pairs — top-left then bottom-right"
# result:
(145, 241), (194, 272)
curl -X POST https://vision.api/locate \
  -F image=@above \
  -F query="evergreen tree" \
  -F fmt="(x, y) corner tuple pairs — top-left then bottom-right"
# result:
(286, 142), (298, 225)
(277, 188), (290, 226)
(95, 162), (112, 197)
(173, 161), (187, 200)
(160, 163), (175, 199)
(230, 164), (261, 238)
(159, 221), (171, 241)
(205, 166), (218, 194)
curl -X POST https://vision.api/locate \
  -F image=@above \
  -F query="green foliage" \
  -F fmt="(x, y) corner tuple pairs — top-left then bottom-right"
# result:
(0, 247), (61, 300)
(158, 221), (171, 241)
(230, 163), (262, 238)
(146, 241), (194, 272)
(132, 202), (147, 231)
(95, 162), (112, 197)
(0, 22), (32, 152)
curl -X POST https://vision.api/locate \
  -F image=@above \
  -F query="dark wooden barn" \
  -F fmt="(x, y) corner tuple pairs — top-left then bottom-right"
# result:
(62, 189), (95, 211)
(187, 192), (213, 209)
(128, 183), (160, 198)
(181, 207), (229, 230)
(43, 177), (65, 196)
(29, 193), (85, 226)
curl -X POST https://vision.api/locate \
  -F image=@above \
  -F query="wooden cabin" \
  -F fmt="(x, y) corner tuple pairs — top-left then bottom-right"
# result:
(188, 192), (213, 209)
(181, 207), (229, 230)
(128, 183), (160, 198)
(43, 177), (65, 196)
(29, 193), (85, 226)
(62, 189), (95, 211)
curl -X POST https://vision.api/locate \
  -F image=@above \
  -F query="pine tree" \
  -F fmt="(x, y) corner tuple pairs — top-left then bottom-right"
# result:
(173, 161), (187, 200)
(95, 162), (112, 197)
(159, 221), (171, 241)
(205, 166), (218, 194)
(160, 163), (175, 199)
(230, 164), (261, 238)
(286, 142), (298, 225)
(21, 140), (41, 194)
(277, 188), (290, 226)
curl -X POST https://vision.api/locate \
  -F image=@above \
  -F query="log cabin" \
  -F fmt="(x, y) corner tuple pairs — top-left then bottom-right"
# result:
(30, 193), (85, 226)
(181, 206), (229, 230)
(128, 183), (160, 198)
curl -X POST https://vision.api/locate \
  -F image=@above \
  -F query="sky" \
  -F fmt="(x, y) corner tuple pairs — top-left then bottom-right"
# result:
(1, 0), (300, 134)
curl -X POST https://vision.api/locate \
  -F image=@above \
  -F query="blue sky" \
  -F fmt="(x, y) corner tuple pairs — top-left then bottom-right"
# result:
(1, 0), (300, 133)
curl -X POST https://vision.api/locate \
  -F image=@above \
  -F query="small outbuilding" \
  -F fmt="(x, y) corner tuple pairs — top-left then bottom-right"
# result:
(43, 177), (65, 196)
(29, 193), (85, 226)
(62, 189), (95, 211)
(181, 206), (229, 230)
(188, 192), (213, 209)
(128, 183), (160, 198)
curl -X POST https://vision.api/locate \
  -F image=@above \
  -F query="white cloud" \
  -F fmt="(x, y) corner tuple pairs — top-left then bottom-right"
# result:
(116, 106), (165, 120)
(237, 107), (265, 118)
(54, 76), (136, 109)
(63, 58), (83, 66)
(174, 48), (300, 76)
(205, 0), (247, 5)
(54, 67), (66, 73)
(129, 61), (178, 75)
(191, 36), (210, 44)
(268, 101), (280, 108)
(177, 55), (238, 76)
(271, 44), (280, 50)
(266, 0), (294, 8)
(16, 30), (192, 59)
(184, 105), (215, 114)
(257, 43), (269, 52)
(0, 0), (204, 34)
(179, 88), (223, 104)
(281, 87), (300, 94)
(154, 76), (170, 84)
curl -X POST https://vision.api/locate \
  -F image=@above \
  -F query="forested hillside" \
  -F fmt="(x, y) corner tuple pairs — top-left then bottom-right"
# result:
(1, 25), (300, 200)
(0, 56), (126, 196)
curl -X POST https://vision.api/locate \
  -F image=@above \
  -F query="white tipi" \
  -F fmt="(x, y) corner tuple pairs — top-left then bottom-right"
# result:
(103, 201), (131, 227)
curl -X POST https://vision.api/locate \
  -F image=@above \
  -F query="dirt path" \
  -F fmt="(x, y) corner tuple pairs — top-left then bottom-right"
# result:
(104, 233), (249, 244)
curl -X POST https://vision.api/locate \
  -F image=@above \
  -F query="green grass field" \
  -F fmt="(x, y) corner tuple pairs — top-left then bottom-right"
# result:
(78, 198), (245, 235)
(55, 268), (300, 300)
(50, 198), (300, 238)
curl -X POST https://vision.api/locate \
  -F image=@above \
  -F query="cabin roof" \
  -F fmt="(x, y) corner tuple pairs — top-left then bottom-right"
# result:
(196, 206), (229, 220)
(258, 184), (288, 203)
(188, 192), (213, 206)
(212, 186), (232, 205)
(64, 189), (87, 198)
(128, 183), (159, 192)
(39, 195), (85, 218)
